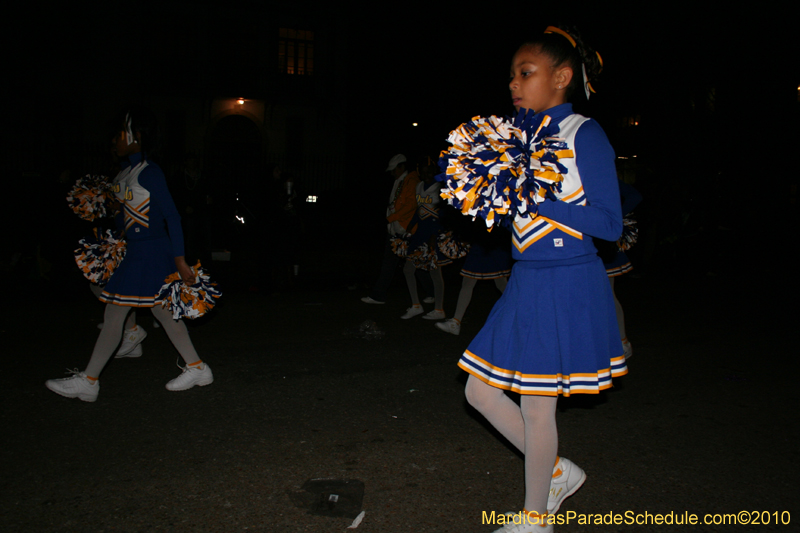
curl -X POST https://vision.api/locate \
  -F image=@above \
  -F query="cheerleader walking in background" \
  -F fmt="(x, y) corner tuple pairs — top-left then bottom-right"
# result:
(47, 106), (212, 402)
(91, 163), (147, 358)
(440, 27), (627, 532)
(398, 163), (451, 320)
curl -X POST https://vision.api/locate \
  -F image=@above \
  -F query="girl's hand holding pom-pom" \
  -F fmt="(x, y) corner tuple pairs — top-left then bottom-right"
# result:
(156, 261), (222, 320)
(436, 112), (570, 231)
(176, 256), (196, 285)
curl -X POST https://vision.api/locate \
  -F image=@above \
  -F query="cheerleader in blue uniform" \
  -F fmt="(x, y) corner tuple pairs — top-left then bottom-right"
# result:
(89, 184), (146, 358)
(601, 179), (642, 359)
(454, 27), (627, 532)
(46, 107), (212, 402)
(399, 164), (449, 320)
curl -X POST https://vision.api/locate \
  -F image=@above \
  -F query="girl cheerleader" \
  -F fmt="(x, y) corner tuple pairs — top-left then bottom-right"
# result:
(397, 163), (451, 320)
(46, 106), (212, 402)
(443, 27), (627, 532)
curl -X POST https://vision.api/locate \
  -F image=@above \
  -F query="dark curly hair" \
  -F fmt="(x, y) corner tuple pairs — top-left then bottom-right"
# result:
(520, 25), (603, 101)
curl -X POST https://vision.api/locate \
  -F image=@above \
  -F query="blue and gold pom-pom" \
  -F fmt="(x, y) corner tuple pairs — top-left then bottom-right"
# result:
(156, 262), (222, 320)
(390, 237), (409, 258)
(618, 215), (638, 251)
(74, 229), (127, 285)
(66, 175), (112, 221)
(407, 243), (438, 271)
(436, 110), (570, 231)
(437, 231), (470, 260)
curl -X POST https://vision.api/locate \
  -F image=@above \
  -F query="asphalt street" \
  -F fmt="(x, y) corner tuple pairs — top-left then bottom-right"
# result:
(3, 257), (797, 532)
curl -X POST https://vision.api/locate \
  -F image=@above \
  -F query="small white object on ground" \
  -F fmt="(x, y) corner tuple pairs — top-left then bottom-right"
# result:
(347, 510), (365, 529)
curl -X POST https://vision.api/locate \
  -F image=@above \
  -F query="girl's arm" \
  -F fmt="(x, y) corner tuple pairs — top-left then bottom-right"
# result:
(537, 120), (622, 241)
(141, 166), (195, 283)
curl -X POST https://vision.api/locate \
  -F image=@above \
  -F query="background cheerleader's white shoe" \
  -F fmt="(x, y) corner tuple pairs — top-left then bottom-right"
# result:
(116, 326), (147, 356)
(115, 343), (142, 358)
(400, 306), (424, 319)
(45, 371), (99, 402)
(548, 457), (586, 514)
(435, 318), (461, 335)
(622, 339), (633, 359)
(422, 309), (445, 320)
(165, 362), (214, 391)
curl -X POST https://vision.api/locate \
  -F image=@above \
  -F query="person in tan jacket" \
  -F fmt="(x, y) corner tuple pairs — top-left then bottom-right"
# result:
(361, 154), (420, 304)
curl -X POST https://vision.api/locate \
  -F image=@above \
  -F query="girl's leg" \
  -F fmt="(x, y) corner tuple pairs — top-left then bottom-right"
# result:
(126, 310), (137, 331)
(89, 283), (103, 299)
(403, 260), (420, 306)
(494, 276), (508, 294)
(609, 277), (626, 339)
(430, 266), (445, 311)
(464, 375), (524, 451)
(454, 276), (477, 322)
(520, 395), (559, 516)
(84, 304), (131, 377)
(151, 306), (211, 391)
(150, 305), (201, 365)
(467, 377), (562, 517)
(91, 283), (137, 332)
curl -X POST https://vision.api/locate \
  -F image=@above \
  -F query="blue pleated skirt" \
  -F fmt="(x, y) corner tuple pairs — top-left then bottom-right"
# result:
(458, 256), (627, 396)
(461, 243), (512, 279)
(604, 250), (632, 277)
(100, 236), (174, 307)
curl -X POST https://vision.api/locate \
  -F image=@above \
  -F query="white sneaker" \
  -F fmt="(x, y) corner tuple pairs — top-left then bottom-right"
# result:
(165, 362), (214, 391)
(422, 296), (435, 304)
(45, 370), (99, 402)
(422, 309), (445, 320)
(622, 339), (633, 359)
(400, 306), (424, 319)
(361, 296), (385, 305)
(117, 326), (147, 356)
(435, 318), (461, 335)
(115, 343), (143, 359)
(548, 457), (586, 514)
(492, 512), (553, 532)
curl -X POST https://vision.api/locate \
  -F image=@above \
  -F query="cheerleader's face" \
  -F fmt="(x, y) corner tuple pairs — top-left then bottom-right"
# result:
(509, 46), (572, 114)
(113, 129), (141, 158)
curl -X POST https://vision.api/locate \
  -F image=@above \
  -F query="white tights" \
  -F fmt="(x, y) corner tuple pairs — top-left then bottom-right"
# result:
(454, 276), (508, 322)
(609, 277), (626, 339)
(90, 283), (136, 330)
(84, 304), (200, 378)
(465, 375), (557, 515)
(403, 260), (444, 310)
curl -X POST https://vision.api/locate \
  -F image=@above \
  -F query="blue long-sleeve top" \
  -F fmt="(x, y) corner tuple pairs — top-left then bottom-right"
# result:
(122, 152), (185, 258)
(514, 104), (622, 263)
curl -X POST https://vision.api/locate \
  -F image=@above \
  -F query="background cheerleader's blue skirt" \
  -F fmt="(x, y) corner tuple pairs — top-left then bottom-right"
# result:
(100, 236), (175, 307)
(461, 243), (512, 279)
(459, 256), (627, 396)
